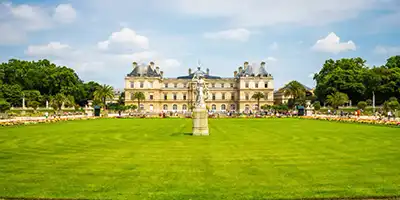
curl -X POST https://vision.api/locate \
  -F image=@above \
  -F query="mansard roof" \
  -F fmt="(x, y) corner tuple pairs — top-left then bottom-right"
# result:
(127, 63), (162, 77)
(236, 62), (271, 78)
(177, 67), (221, 79)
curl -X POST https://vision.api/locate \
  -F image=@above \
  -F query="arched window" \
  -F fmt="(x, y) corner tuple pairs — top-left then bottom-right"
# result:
(149, 104), (154, 111)
(182, 104), (187, 110)
(140, 104), (144, 110)
(221, 104), (226, 111)
(230, 104), (236, 110)
(173, 104), (178, 111)
(212, 104), (216, 111)
(163, 104), (168, 111)
(245, 104), (250, 111)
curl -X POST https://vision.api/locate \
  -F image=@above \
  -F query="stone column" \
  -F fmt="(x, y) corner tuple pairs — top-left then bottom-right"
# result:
(22, 97), (26, 109)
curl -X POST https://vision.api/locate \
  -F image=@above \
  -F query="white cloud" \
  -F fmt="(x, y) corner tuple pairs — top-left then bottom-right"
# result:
(160, 0), (379, 27)
(25, 42), (73, 57)
(98, 28), (149, 51)
(0, 2), (77, 45)
(311, 32), (356, 54)
(269, 42), (278, 50)
(374, 45), (400, 55)
(53, 4), (77, 23)
(203, 28), (251, 42)
(266, 57), (278, 62)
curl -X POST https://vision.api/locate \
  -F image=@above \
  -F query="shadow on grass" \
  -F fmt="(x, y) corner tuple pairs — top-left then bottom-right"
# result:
(170, 132), (193, 136)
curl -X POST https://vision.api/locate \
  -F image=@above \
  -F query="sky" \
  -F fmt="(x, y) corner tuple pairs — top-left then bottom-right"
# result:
(1, 0), (400, 90)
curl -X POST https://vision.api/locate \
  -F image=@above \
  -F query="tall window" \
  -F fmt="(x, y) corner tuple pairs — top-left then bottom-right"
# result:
(173, 104), (178, 111)
(231, 93), (235, 100)
(149, 94), (153, 100)
(174, 83), (177, 88)
(165, 83), (168, 88)
(173, 94), (177, 100)
(245, 83), (249, 88)
(130, 82), (134, 88)
(255, 83), (259, 88)
(163, 104), (168, 110)
(231, 104), (236, 110)
(140, 82), (144, 88)
(183, 93), (187, 100)
(264, 83), (268, 88)
(212, 104), (216, 111)
(164, 94), (168, 100)
(221, 104), (226, 111)
(222, 93), (225, 100)
(245, 94), (249, 100)
(140, 104), (144, 110)
(182, 104), (187, 110)
(221, 83), (224, 88)
(230, 83), (234, 88)
(212, 93), (216, 100)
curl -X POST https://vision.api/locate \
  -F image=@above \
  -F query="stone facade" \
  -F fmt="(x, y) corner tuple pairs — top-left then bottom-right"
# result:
(124, 61), (274, 113)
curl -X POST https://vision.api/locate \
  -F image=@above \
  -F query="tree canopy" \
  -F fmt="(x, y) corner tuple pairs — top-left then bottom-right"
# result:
(0, 59), (102, 107)
(314, 56), (400, 105)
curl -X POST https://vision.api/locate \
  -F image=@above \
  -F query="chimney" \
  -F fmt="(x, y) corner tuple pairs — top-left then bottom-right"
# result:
(156, 66), (160, 74)
(150, 61), (155, 69)
(234, 71), (238, 77)
(188, 68), (192, 75)
(206, 68), (210, 75)
(261, 61), (266, 68)
(244, 61), (249, 69)
(160, 71), (164, 78)
(132, 62), (138, 68)
(239, 67), (243, 73)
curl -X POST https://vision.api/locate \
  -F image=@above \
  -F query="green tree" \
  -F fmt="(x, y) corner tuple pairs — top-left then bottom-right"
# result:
(326, 92), (349, 110)
(357, 101), (367, 110)
(0, 99), (11, 113)
(314, 58), (367, 103)
(50, 93), (69, 112)
(0, 84), (23, 106)
(132, 92), (145, 111)
(118, 92), (125, 105)
(280, 81), (306, 108)
(313, 101), (321, 111)
(383, 97), (400, 112)
(251, 92), (265, 111)
(28, 101), (41, 111)
(93, 84), (114, 108)
(23, 90), (42, 105)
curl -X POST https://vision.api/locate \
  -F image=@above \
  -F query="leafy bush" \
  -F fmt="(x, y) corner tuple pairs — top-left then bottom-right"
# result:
(0, 99), (11, 113)
(357, 101), (367, 110)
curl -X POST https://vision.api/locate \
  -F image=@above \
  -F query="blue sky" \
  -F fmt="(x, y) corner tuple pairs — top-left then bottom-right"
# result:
(1, 0), (400, 90)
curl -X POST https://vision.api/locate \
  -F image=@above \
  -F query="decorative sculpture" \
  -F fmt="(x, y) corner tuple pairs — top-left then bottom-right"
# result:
(191, 61), (209, 136)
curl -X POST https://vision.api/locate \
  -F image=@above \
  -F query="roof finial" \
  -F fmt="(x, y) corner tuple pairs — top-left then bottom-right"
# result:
(197, 59), (202, 70)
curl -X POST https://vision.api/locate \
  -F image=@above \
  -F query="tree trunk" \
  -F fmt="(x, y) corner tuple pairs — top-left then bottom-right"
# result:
(137, 99), (140, 111)
(257, 98), (260, 111)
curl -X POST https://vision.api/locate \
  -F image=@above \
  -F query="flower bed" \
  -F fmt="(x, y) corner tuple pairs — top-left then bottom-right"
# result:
(299, 116), (400, 127)
(0, 116), (102, 127)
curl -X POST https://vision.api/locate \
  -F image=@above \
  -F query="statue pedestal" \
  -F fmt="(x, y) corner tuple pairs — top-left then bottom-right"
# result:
(192, 107), (209, 136)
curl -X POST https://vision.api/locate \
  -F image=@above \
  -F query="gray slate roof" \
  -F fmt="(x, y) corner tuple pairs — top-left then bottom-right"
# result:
(127, 63), (161, 77)
(177, 67), (221, 79)
(236, 63), (271, 78)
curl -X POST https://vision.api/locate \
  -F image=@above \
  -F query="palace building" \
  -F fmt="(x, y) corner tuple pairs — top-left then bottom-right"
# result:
(124, 61), (274, 113)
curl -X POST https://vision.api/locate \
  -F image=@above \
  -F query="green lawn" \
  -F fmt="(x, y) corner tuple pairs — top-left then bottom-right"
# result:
(1, 118), (400, 199)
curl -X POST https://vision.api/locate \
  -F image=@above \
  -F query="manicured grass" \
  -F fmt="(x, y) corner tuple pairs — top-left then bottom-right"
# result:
(1, 118), (400, 199)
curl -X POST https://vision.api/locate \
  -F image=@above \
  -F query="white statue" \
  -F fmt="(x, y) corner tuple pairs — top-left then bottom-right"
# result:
(193, 73), (209, 108)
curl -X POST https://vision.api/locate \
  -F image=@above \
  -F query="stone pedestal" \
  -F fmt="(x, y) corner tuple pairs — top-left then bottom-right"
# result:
(192, 107), (209, 136)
